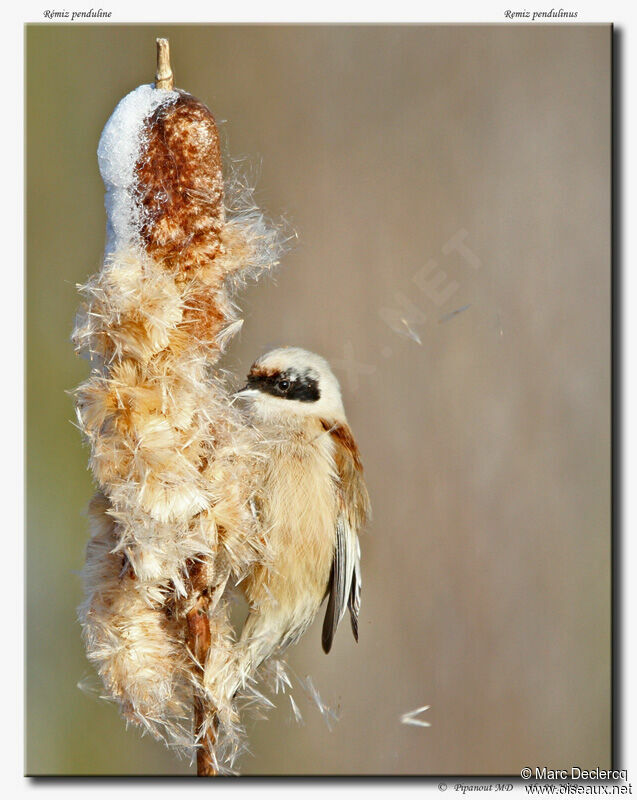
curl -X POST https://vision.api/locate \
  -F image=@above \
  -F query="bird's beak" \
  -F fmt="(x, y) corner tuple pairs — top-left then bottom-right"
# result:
(234, 386), (259, 398)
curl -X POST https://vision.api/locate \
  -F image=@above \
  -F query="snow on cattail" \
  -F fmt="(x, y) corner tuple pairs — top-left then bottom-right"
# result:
(73, 40), (286, 774)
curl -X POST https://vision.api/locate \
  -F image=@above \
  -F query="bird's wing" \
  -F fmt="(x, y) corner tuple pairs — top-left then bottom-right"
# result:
(321, 421), (371, 654)
(321, 513), (358, 654)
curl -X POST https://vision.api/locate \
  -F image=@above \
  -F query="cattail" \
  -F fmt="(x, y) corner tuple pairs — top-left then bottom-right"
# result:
(73, 39), (285, 775)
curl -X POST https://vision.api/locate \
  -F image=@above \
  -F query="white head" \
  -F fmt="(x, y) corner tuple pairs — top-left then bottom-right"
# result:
(236, 347), (346, 425)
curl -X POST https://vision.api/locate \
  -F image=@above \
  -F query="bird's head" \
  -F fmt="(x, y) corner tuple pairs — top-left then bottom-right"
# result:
(236, 347), (346, 425)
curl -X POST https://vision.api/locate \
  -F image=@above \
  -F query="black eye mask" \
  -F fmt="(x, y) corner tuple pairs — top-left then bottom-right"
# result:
(246, 369), (321, 403)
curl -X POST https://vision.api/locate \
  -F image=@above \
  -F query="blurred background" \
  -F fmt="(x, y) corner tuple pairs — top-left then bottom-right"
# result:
(26, 24), (611, 775)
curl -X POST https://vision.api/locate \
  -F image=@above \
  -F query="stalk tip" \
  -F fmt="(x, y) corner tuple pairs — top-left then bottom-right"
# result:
(155, 38), (174, 91)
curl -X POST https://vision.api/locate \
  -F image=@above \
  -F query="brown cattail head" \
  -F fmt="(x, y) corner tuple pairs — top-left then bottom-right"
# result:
(136, 94), (225, 271)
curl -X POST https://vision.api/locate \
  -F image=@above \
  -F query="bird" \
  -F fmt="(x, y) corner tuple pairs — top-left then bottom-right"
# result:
(233, 346), (371, 684)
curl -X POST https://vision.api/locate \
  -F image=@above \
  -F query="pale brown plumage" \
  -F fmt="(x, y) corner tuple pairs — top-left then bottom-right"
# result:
(234, 347), (371, 684)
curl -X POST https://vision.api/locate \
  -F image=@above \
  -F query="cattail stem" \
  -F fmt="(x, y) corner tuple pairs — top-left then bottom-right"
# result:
(155, 38), (174, 90)
(154, 39), (217, 775)
(186, 600), (217, 776)
(185, 563), (217, 776)
(193, 695), (218, 776)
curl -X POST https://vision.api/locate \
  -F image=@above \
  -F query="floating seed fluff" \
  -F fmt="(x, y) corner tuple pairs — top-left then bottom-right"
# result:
(73, 74), (285, 773)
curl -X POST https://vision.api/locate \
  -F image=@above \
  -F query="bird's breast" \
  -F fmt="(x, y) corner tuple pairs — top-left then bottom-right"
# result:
(245, 422), (338, 615)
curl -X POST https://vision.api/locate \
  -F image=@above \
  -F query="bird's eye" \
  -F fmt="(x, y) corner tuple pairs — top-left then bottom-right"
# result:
(278, 379), (290, 392)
